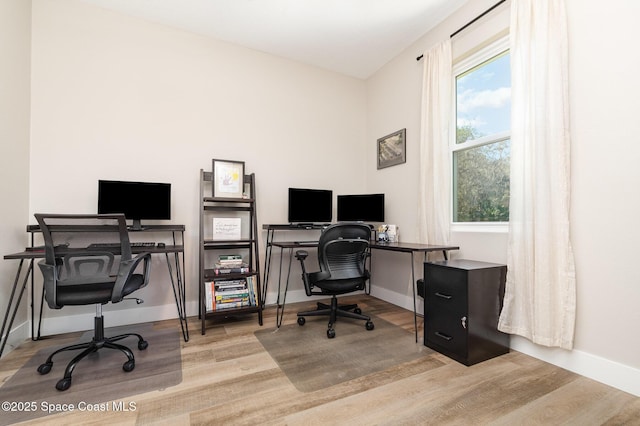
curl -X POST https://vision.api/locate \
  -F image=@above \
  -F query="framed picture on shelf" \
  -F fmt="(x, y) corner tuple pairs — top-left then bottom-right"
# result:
(377, 128), (406, 169)
(212, 159), (245, 198)
(212, 217), (242, 240)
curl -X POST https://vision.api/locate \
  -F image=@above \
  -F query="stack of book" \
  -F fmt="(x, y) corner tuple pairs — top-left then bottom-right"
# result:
(213, 254), (249, 275)
(205, 275), (258, 312)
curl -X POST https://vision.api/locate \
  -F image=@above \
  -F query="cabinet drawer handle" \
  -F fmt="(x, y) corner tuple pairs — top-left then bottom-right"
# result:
(434, 331), (452, 341)
(435, 292), (452, 300)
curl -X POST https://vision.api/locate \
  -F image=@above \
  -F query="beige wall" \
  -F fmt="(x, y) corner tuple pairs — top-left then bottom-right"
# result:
(0, 0), (31, 353)
(365, 0), (640, 395)
(28, 0), (366, 329)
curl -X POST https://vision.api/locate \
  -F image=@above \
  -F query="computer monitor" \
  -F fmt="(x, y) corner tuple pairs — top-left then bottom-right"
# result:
(98, 180), (171, 230)
(287, 188), (332, 224)
(337, 193), (385, 223)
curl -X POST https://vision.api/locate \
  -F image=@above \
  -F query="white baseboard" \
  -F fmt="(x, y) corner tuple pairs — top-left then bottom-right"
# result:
(510, 336), (640, 397)
(34, 300), (200, 337)
(368, 286), (422, 315)
(0, 320), (29, 358)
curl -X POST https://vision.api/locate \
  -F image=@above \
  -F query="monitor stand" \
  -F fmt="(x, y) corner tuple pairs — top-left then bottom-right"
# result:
(128, 219), (147, 231)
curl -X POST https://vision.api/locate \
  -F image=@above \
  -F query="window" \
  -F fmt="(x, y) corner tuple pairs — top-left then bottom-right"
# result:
(452, 37), (510, 224)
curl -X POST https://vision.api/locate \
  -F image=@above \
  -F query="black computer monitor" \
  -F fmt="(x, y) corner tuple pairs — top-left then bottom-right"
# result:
(98, 180), (171, 230)
(337, 193), (385, 223)
(287, 188), (332, 224)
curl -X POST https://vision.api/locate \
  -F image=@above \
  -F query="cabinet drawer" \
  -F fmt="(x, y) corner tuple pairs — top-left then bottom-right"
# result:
(427, 265), (468, 297)
(425, 321), (467, 357)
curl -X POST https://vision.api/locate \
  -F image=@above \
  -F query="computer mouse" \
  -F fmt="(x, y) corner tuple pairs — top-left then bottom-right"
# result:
(157, 242), (166, 248)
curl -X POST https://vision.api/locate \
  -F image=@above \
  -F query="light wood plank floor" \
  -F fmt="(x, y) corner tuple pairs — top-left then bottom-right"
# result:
(1, 295), (638, 425)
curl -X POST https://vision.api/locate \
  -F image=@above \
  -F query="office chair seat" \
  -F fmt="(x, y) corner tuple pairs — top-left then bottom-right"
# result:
(56, 274), (145, 306)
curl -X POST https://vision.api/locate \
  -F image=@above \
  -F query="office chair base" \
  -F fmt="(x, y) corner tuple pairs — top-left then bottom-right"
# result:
(297, 297), (374, 338)
(37, 315), (148, 391)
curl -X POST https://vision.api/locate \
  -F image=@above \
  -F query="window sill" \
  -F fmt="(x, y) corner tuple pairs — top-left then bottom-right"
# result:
(450, 222), (508, 233)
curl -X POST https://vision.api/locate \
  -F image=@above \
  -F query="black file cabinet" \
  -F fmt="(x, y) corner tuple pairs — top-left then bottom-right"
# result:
(424, 259), (509, 366)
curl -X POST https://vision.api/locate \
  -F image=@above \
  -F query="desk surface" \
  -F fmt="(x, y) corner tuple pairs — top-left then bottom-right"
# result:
(269, 240), (459, 252)
(263, 223), (331, 231)
(4, 245), (184, 260)
(26, 224), (185, 233)
(371, 241), (459, 252)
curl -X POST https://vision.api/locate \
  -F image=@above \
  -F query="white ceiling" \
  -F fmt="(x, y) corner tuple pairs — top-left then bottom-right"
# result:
(79, 0), (469, 79)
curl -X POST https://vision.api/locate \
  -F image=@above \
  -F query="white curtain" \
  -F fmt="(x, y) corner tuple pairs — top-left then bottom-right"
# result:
(418, 40), (452, 246)
(497, 0), (576, 349)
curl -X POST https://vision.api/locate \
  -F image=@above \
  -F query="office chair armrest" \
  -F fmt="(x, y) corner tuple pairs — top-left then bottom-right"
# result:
(111, 252), (152, 303)
(296, 250), (327, 295)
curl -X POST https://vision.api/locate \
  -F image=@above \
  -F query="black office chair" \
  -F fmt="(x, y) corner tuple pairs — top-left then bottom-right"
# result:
(295, 222), (374, 338)
(34, 213), (152, 391)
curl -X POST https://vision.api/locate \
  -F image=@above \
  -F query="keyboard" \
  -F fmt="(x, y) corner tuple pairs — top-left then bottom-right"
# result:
(88, 242), (155, 248)
(132, 242), (156, 247)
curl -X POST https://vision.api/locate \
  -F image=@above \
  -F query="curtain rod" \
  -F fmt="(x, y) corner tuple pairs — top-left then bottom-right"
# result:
(416, 0), (506, 61)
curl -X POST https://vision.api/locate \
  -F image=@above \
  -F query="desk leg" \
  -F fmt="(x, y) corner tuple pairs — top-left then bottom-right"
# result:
(0, 260), (31, 358)
(261, 229), (275, 309)
(275, 247), (294, 328)
(410, 252), (418, 343)
(164, 252), (189, 342)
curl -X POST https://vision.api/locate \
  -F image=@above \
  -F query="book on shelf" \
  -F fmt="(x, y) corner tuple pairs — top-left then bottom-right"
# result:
(205, 277), (257, 312)
(245, 275), (257, 306)
(218, 254), (242, 260)
(217, 259), (244, 265)
(216, 254), (247, 268)
(212, 266), (250, 275)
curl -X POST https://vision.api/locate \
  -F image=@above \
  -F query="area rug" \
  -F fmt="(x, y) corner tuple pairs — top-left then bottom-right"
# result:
(0, 324), (182, 425)
(255, 314), (432, 392)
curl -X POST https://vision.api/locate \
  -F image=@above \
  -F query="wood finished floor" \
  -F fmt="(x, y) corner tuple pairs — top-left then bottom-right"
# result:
(1, 295), (638, 425)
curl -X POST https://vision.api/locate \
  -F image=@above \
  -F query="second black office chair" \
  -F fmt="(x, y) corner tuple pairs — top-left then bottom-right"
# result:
(295, 222), (374, 338)
(34, 213), (151, 391)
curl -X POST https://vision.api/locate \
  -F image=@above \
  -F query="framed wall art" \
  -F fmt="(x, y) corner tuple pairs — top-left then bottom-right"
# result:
(212, 159), (245, 198)
(377, 128), (406, 169)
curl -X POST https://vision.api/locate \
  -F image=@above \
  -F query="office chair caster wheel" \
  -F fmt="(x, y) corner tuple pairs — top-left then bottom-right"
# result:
(327, 328), (336, 339)
(37, 362), (52, 375)
(56, 378), (71, 391)
(123, 360), (135, 372)
(138, 340), (149, 350)
(365, 321), (374, 331)
(297, 317), (306, 326)
(354, 308), (362, 314)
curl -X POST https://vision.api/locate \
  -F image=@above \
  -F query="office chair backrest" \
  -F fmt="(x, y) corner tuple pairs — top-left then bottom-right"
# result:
(317, 223), (371, 280)
(34, 213), (134, 309)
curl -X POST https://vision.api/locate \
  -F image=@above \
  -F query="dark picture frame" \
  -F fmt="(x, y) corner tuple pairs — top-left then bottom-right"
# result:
(377, 128), (406, 169)
(212, 159), (245, 198)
